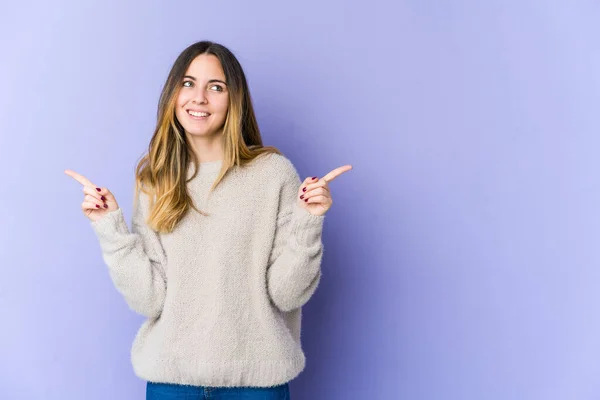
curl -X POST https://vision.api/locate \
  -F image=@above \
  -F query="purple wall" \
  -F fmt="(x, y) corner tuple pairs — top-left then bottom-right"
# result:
(1, 1), (599, 399)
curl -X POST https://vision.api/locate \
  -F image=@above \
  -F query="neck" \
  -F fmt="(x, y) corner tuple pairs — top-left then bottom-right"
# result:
(186, 131), (225, 163)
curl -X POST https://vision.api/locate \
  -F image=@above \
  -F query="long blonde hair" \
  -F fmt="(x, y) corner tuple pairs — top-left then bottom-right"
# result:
(134, 41), (281, 233)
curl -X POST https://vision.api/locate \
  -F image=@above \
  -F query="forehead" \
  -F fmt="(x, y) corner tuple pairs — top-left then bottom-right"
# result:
(185, 54), (225, 80)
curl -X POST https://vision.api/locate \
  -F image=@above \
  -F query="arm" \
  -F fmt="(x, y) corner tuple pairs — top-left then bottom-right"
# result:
(90, 189), (167, 318)
(267, 164), (326, 312)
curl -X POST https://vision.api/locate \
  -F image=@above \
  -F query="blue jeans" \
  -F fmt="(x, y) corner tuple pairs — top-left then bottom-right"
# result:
(146, 381), (291, 399)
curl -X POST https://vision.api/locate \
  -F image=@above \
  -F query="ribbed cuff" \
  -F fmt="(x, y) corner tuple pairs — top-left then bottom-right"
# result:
(290, 204), (325, 247)
(90, 208), (129, 240)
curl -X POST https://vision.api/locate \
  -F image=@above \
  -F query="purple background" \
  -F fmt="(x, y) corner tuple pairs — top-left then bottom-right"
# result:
(1, 1), (599, 399)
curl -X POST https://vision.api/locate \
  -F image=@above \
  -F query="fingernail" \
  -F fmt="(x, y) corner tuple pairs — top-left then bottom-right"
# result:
(300, 195), (304, 199)
(302, 187), (306, 192)
(312, 177), (317, 180)
(103, 204), (108, 209)
(95, 204), (100, 208)
(96, 188), (101, 192)
(101, 196), (106, 201)
(304, 198), (308, 202)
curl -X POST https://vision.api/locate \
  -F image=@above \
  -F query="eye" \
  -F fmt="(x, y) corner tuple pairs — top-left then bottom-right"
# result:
(209, 84), (224, 92)
(183, 80), (193, 87)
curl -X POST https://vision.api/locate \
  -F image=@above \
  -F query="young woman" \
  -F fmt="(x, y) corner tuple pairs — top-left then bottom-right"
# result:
(65, 40), (351, 399)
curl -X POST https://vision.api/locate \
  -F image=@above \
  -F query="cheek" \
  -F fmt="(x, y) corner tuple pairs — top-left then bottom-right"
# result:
(174, 93), (190, 115)
(176, 92), (189, 109)
(218, 99), (229, 116)
(209, 93), (229, 113)
(174, 105), (186, 120)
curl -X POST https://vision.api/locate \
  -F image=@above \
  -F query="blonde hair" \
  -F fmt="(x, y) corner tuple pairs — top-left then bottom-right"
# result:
(134, 41), (281, 233)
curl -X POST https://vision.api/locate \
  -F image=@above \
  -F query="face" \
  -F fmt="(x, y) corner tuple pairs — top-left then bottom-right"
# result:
(174, 54), (229, 138)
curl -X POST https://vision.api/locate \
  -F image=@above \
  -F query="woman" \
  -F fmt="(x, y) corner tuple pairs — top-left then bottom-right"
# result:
(65, 40), (351, 399)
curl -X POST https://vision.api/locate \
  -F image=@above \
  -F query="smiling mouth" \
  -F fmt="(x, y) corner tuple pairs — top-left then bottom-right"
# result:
(188, 110), (211, 118)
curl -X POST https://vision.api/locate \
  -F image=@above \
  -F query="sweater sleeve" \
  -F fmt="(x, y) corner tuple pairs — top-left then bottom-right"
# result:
(89, 189), (167, 318)
(266, 161), (326, 312)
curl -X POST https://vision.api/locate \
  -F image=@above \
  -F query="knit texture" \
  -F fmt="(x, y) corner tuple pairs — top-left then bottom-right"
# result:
(90, 153), (325, 387)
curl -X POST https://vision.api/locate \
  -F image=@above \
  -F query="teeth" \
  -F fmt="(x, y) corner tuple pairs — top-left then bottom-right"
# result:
(189, 110), (209, 117)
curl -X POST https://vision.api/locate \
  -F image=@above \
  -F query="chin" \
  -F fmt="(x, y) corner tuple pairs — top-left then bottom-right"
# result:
(185, 129), (210, 136)
(185, 128), (221, 137)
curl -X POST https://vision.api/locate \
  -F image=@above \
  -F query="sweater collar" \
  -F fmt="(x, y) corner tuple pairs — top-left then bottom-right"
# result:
(187, 160), (223, 179)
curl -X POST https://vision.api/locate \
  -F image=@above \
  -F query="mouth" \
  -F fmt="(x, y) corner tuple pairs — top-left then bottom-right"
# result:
(187, 109), (211, 120)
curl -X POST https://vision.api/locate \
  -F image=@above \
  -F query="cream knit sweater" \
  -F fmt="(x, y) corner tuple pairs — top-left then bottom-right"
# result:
(90, 153), (325, 387)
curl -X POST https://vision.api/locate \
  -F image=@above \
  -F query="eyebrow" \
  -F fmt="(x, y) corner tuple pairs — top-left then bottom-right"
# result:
(183, 75), (227, 85)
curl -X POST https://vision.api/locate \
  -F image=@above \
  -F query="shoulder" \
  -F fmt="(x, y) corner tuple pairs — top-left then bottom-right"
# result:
(248, 152), (300, 183)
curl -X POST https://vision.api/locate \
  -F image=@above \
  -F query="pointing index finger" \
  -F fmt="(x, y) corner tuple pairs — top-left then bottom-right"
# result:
(64, 169), (95, 188)
(322, 164), (353, 183)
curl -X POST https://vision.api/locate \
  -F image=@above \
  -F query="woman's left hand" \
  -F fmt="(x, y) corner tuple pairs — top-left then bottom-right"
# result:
(297, 164), (353, 217)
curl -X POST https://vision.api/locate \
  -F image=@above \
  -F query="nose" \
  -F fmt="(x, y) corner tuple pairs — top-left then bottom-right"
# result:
(192, 88), (207, 104)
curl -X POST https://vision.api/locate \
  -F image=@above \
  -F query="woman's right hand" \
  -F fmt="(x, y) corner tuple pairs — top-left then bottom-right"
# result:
(64, 169), (120, 222)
